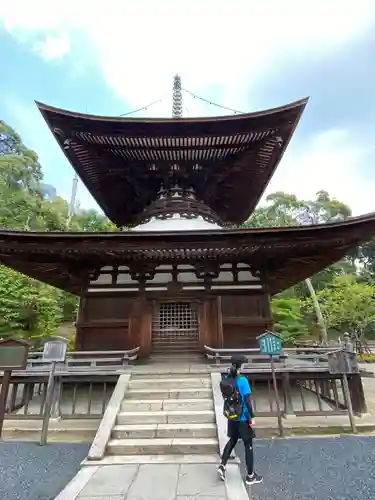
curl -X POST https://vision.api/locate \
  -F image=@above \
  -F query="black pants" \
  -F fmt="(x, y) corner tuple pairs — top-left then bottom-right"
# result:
(221, 420), (254, 475)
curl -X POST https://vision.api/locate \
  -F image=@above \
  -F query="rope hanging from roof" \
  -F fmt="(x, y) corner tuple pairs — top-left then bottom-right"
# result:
(181, 87), (244, 115)
(119, 87), (244, 117)
(119, 97), (165, 116)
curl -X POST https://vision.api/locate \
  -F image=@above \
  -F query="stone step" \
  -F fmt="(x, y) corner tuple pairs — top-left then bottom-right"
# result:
(150, 347), (202, 351)
(130, 372), (211, 380)
(151, 340), (201, 347)
(149, 352), (203, 357)
(125, 388), (213, 399)
(112, 423), (217, 439)
(117, 410), (216, 425)
(107, 437), (219, 455)
(84, 454), (220, 465)
(152, 344), (201, 349)
(151, 351), (202, 356)
(121, 398), (213, 412)
(151, 345), (202, 351)
(129, 377), (211, 389)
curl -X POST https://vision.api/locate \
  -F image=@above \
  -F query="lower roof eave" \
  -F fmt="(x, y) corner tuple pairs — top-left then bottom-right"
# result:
(0, 213), (374, 294)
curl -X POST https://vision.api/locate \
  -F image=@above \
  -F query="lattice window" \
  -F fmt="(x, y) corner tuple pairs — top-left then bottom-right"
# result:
(152, 302), (199, 342)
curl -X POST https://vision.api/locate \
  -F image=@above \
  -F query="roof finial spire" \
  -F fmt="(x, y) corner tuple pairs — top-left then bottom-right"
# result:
(172, 74), (183, 118)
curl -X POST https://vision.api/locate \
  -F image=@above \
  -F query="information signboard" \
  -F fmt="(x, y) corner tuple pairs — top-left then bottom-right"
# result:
(40, 338), (68, 445)
(0, 339), (29, 370)
(0, 339), (30, 437)
(257, 331), (284, 436)
(327, 348), (358, 434)
(43, 340), (67, 363)
(258, 331), (283, 356)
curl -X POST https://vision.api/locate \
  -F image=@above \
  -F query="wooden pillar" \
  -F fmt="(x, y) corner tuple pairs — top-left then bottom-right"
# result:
(198, 300), (208, 349)
(129, 295), (152, 358)
(260, 268), (274, 330)
(216, 296), (224, 347)
(75, 291), (86, 350)
(348, 374), (367, 414)
(199, 296), (223, 349)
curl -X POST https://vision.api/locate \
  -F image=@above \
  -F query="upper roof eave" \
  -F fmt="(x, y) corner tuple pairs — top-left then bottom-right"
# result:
(35, 98), (309, 125)
(35, 97), (309, 227)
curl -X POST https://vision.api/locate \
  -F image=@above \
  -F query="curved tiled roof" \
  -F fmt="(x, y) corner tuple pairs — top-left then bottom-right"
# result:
(36, 99), (308, 227)
(0, 212), (374, 294)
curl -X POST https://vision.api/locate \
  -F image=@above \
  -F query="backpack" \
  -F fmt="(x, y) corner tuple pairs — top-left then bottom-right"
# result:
(220, 375), (243, 421)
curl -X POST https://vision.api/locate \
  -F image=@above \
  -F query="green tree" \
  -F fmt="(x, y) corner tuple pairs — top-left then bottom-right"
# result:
(0, 120), (42, 189)
(357, 240), (375, 280)
(245, 190), (355, 343)
(0, 267), (62, 346)
(0, 119), (115, 346)
(304, 274), (375, 339)
(271, 297), (309, 344)
(71, 208), (117, 232)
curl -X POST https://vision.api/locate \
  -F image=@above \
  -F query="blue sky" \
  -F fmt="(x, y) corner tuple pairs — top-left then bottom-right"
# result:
(1, 1), (375, 216)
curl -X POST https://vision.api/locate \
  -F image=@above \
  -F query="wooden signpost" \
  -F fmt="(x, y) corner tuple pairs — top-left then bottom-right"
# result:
(257, 331), (284, 437)
(40, 338), (68, 446)
(0, 339), (30, 438)
(327, 348), (359, 434)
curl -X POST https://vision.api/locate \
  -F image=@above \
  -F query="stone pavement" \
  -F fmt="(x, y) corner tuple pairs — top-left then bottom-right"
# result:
(55, 463), (234, 500)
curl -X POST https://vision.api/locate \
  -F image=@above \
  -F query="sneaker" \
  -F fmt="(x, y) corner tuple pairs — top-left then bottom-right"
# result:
(245, 472), (263, 485)
(217, 464), (226, 481)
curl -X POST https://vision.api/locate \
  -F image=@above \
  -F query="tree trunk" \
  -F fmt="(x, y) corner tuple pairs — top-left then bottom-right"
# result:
(304, 277), (328, 344)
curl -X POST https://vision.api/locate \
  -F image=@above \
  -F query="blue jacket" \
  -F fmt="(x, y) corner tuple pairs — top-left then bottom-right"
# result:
(235, 375), (253, 422)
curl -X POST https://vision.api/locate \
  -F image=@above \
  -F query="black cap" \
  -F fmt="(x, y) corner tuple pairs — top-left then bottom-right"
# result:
(230, 354), (248, 367)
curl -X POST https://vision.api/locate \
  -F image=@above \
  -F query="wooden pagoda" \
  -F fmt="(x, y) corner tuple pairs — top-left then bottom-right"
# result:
(1, 91), (375, 357)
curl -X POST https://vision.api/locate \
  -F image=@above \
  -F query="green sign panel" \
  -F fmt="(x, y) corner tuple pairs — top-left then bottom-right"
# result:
(258, 332), (283, 356)
(0, 345), (28, 369)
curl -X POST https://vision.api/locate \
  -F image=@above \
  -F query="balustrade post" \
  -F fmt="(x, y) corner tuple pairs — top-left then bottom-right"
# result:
(282, 372), (294, 416)
(50, 376), (62, 419)
(347, 374), (367, 415)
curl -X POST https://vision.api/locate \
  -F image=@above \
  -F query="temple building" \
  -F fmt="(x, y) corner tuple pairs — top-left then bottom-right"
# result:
(1, 78), (375, 357)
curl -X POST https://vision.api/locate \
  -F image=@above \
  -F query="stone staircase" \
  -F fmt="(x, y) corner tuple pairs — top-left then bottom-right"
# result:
(107, 372), (219, 456)
(151, 338), (202, 355)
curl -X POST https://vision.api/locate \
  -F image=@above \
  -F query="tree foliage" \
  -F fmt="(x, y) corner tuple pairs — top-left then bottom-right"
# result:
(0, 120), (115, 346)
(304, 275), (375, 336)
(246, 190), (375, 342)
(271, 298), (308, 344)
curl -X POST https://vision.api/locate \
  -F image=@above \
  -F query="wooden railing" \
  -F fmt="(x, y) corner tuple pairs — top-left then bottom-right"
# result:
(4, 374), (117, 420)
(204, 345), (367, 416)
(25, 347), (140, 372)
(248, 376), (348, 417)
(0, 349), (140, 421)
(204, 345), (337, 369)
(4, 372), (354, 420)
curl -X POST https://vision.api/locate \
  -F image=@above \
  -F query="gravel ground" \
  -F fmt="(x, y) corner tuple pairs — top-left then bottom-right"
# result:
(0, 441), (90, 500)
(236, 435), (375, 500)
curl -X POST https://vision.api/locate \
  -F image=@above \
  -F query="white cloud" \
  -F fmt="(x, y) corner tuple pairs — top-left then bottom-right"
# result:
(33, 34), (70, 60)
(1, 0), (374, 116)
(266, 129), (375, 216)
(1, 1), (375, 216)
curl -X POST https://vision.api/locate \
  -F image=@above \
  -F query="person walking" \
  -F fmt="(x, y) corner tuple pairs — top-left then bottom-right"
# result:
(217, 355), (263, 486)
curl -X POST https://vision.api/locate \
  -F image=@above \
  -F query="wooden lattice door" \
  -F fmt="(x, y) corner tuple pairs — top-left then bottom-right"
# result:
(152, 301), (200, 353)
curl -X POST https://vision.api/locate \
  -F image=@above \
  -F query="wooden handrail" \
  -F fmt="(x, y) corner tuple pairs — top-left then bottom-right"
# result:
(28, 349), (137, 358)
(204, 345), (338, 355)
(203, 345), (337, 367)
(26, 347), (140, 370)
